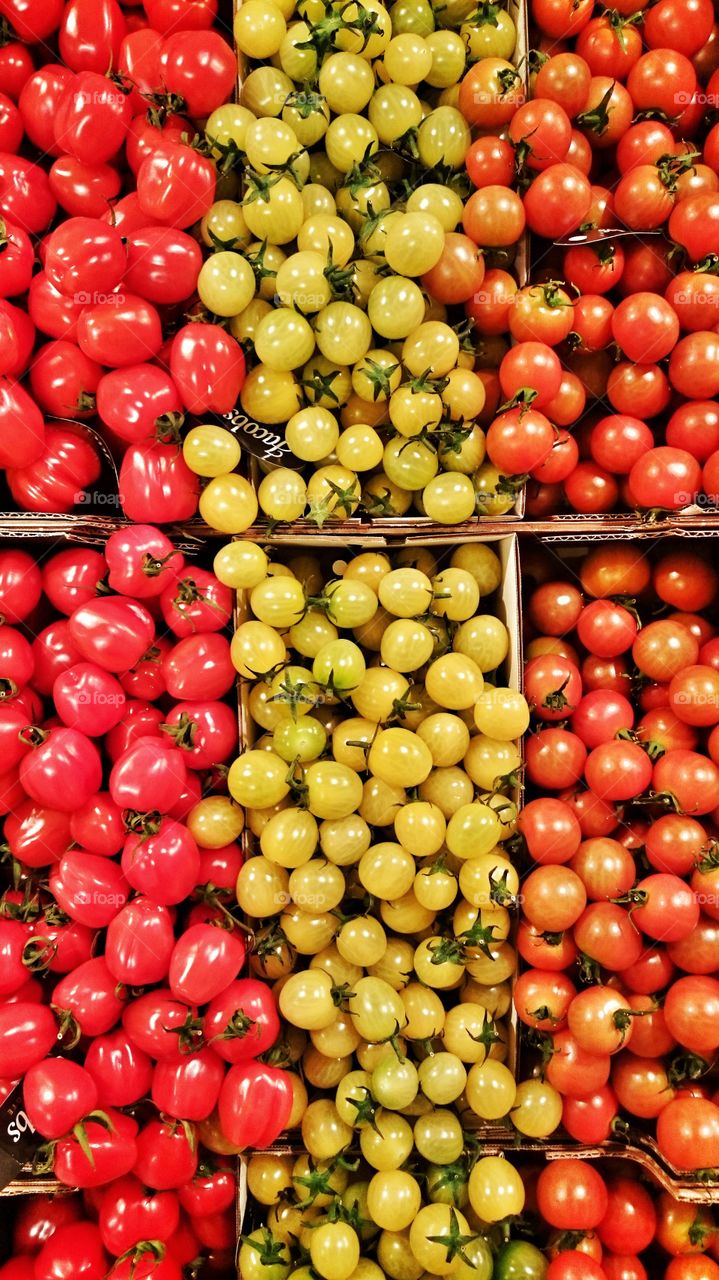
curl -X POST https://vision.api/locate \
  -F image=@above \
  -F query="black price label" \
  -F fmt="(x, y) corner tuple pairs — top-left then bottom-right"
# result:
(214, 410), (304, 471)
(0, 1083), (41, 1189)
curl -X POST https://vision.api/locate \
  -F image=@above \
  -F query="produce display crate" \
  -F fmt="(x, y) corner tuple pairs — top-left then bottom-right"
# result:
(0, 518), (236, 1200)
(229, 0), (530, 534)
(235, 1142), (719, 1267)
(234, 531), (523, 1137)
(513, 531), (719, 1200)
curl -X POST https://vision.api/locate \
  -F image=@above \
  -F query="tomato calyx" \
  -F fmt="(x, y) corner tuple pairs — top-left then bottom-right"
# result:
(170, 576), (227, 623)
(162, 1008), (205, 1055)
(324, 256), (356, 304)
(154, 411), (185, 444)
(17, 725), (49, 749)
(267, 669), (319, 718)
(160, 711), (198, 752)
(143, 89), (187, 120)
(34, 1108), (115, 1175)
(306, 475), (361, 526)
(668, 1050), (712, 1086)
(497, 387), (538, 414)
(467, 1008), (504, 1055)
(214, 1007), (257, 1042)
(577, 951), (603, 985)
(464, 1), (504, 30)
(50, 1004), (83, 1050)
(241, 1227), (290, 1266)
(252, 921), (295, 973)
(293, 1155), (358, 1206)
(117, 1240), (170, 1276)
(457, 918), (501, 960)
(427, 935), (468, 968)
(296, 0), (382, 60)
(605, 8), (645, 49)
(22, 935), (59, 972)
(689, 1218), (716, 1248)
(527, 1004), (562, 1027)
(353, 355), (401, 402)
(299, 365), (344, 407)
(427, 1157), (471, 1208)
(541, 676), (577, 714)
(630, 788), (683, 813)
(426, 1205), (483, 1267)
(576, 80), (616, 137)
(123, 809), (163, 840)
(343, 1084), (381, 1130)
(695, 842), (719, 873)
(489, 865), (519, 909)
(522, 1027), (555, 1069)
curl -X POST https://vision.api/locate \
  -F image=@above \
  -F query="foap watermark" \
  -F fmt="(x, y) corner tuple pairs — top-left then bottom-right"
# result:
(74, 490), (124, 507)
(274, 890), (328, 910)
(74, 291), (125, 306)
(671, 290), (719, 308)
(76, 689), (126, 708)
(74, 890), (127, 908)
(674, 491), (719, 509)
(675, 90), (719, 106)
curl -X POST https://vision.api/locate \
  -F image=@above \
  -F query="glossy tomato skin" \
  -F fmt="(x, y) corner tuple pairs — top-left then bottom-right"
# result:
(563, 1085), (618, 1144)
(105, 896), (175, 986)
(596, 1178), (657, 1256)
(4, 798), (72, 868)
(119, 443), (200, 524)
(164, 634), (235, 701)
(7, 421), (102, 513)
(22, 1057), (98, 1140)
(136, 142), (215, 228)
(54, 1110), (138, 1189)
(0, 152), (56, 233)
(52, 957), (127, 1037)
(84, 1028), (153, 1107)
(77, 293), (163, 368)
(133, 1117), (198, 1190)
(99, 1175), (180, 1258)
(48, 154), (122, 218)
(69, 597), (155, 674)
(50, 850), (128, 927)
(0, 1002), (58, 1076)
(53, 663), (126, 736)
(204, 978), (281, 1063)
(35, 1222), (109, 1280)
(0, 42), (35, 100)
(152, 1045), (226, 1121)
(45, 217), (126, 299)
(105, 525), (184, 599)
(157, 31), (235, 117)
(96, 363), (183, 445)
(170, 323), (246, 414)
(169, 923), (246, 1005)
(161, 699), (237, 769)
(121, 818), (200, 905)
(30, 340), (102, 420)
(20, 725), (102, 812)
(0, 378), (45, 469)
(0, 217), (33, 297)
(122, 989), (201, 1061)
(217, 1060), (294, 1149)
(123, 226), (203, 305)
(54, 71), (131, 164)
(109, 737), (188, 814)
(11, 1194), (83, 1254)
(58, 0), (127, 73)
